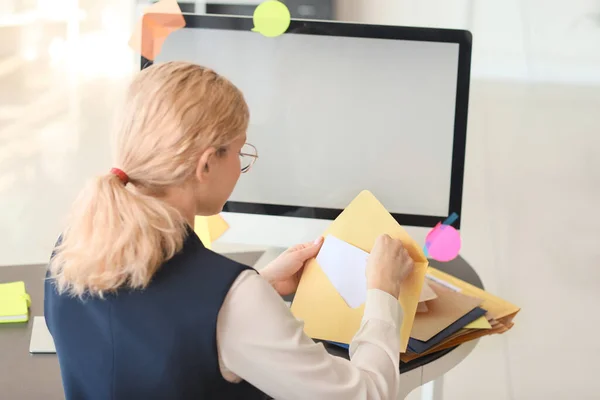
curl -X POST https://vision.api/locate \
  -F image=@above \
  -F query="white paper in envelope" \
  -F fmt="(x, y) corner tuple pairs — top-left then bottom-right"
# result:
(316, 235), (370, 308)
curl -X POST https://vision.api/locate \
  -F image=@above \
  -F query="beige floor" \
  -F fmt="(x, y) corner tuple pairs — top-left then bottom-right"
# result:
(1, 0), (600, 399)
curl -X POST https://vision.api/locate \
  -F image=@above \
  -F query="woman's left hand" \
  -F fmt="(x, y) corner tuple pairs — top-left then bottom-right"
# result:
(260, 237), (324, 296)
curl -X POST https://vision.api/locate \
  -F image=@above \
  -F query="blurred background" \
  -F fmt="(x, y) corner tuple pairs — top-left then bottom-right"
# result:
(1, 0), (599, 399)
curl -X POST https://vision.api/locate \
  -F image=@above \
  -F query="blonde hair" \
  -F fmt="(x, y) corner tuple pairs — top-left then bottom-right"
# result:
(49, 61), (249, 297)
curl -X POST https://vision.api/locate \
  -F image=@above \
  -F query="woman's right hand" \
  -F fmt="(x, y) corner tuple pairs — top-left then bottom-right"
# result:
(366, 234), (415, 298)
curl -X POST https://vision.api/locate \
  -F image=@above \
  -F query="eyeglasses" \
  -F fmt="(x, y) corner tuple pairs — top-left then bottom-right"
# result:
(239, 143), (258, 173)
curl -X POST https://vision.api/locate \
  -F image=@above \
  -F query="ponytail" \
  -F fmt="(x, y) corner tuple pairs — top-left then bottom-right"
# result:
(48, 61), (250, 298)
(49, 173), (187, 298)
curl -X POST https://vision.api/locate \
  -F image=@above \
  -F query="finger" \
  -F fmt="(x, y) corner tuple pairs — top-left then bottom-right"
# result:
(298, 236), (324, 249)
(297, 237), (323, 260)
(291, 236), (322, 250)
(286, 244), (304, 252)
(375, 234), (387, 243)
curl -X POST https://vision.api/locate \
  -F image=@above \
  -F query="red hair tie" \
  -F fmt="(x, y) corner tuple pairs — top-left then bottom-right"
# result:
(110, 168), (129, 185)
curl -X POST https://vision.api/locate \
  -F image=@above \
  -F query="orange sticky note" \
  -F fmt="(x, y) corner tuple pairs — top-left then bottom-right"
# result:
(290, 190), (428, 353)
(128, 0), (186, 61)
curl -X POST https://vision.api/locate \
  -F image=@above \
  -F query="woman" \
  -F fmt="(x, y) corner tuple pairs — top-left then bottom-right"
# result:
(45, 61), (414, 400)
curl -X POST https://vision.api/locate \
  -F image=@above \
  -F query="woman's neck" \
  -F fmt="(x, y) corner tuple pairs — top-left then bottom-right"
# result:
(161, 186), (197, 228)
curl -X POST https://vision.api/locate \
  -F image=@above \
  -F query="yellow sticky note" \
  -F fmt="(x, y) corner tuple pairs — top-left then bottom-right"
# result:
(194, 214), (230, 250)
(290, 190), (428, 353)
(465, 316), (492, 330)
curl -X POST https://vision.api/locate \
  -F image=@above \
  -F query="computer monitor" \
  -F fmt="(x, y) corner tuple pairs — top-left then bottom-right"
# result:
(145, 14), (472, 249)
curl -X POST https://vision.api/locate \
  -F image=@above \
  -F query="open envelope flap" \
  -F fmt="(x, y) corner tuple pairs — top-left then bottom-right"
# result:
(290, 190), (428, 352)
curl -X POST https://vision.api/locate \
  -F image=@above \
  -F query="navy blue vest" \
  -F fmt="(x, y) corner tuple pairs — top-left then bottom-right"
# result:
(44, 229), (268, 400)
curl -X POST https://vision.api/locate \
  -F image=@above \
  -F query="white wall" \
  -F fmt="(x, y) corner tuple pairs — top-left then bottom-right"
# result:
(336, 0), (600, 83)
(336, 0), (470, 28)
(331, 3), (600, 399)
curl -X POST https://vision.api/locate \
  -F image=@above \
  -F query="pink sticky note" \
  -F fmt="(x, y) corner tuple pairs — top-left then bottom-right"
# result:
(425, 224), (461, 262)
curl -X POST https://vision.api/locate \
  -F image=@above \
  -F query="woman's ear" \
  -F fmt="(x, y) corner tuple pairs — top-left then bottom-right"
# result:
(195, 147), (217, 183)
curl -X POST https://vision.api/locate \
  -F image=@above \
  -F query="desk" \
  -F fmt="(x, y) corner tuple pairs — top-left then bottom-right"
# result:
(0, 253), (483, 400)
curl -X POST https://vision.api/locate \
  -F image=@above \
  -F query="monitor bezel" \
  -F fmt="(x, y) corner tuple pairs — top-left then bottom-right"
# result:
(141, 14), (472, 229)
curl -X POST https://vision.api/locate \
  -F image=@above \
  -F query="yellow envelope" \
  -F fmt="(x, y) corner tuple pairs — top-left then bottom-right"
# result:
(290, 190), (428, 352)
(194, 214), (229, 249)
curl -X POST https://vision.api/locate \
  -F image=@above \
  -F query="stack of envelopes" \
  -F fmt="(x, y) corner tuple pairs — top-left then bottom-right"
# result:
(408, 278), (486, 354)
(290, 190), (520, 359)
(402, 267), (520, 362)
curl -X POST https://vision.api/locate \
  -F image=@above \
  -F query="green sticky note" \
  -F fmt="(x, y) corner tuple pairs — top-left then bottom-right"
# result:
(252, 0), (291, 38)
(0, 281), (30, 324)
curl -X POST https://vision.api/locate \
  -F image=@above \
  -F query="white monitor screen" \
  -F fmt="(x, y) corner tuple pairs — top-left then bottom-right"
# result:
(155, 25), (460, 217)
